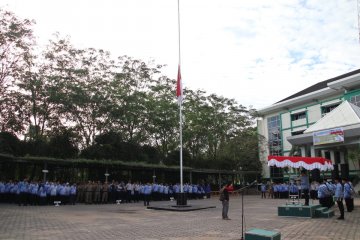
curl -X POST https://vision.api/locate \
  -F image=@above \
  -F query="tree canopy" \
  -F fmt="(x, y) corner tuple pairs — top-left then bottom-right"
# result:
(0, 9), (262, 172)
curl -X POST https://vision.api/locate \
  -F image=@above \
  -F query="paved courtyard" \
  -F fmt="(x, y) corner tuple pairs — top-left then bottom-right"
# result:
(0, 195), (359, 240)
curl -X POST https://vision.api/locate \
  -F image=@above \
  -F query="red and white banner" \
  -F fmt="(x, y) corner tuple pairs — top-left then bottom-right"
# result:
(267, 155), (334, 171)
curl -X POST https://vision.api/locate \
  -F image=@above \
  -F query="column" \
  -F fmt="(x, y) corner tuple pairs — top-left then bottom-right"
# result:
(321, 150), (326, 158)
(310, 146), (316, 157)
(330, 150), (339, 179)
(300, 146), (306, 157)
(330, 151), (335, 164)
(340, 152), (345, 164)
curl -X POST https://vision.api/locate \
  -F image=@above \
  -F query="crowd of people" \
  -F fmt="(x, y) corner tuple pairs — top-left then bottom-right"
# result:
(260, 173), (356, 220)
(0, 179), (212, 207)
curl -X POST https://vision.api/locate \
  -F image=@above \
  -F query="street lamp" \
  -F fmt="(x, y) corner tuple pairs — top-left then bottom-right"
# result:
(42, 169), (49, 182)
(239, 167), (243, 186)
(104, 170), (110, 182)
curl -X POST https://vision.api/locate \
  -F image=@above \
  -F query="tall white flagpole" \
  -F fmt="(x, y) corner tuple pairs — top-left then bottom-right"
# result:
(177, 0), (183, 193)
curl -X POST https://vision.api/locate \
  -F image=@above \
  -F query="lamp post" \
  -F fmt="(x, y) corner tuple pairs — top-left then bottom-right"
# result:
(104, 169), (110, 182)
(42, 162), (48, 182)
(152, 169), (156, 183)
(239, 167), (243, 186)
(42, 169), (49, 182)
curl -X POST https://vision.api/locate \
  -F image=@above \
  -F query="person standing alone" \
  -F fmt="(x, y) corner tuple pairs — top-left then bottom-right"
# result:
(220, 183), (231, 220)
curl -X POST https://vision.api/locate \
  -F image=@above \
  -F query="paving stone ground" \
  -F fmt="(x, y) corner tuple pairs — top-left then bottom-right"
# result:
(0, 195), (359, 240)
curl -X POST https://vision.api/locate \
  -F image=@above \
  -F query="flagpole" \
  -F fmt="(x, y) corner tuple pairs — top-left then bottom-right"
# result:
(177, 0), (183, 194)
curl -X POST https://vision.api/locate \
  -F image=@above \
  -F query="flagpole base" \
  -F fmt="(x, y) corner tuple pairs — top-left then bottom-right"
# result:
(176, 193), (187, 206)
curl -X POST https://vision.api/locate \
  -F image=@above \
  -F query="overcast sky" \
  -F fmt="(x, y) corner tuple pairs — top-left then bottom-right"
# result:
(2, 0), (360, 110)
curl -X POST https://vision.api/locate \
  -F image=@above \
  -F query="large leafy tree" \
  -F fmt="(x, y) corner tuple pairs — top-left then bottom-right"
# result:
(0, 9), (35, 133)
(108, 57), (163, 144)
(42, 36), (115, 147)
(0, 9), (263, 172)
(145, 76), (179, 160)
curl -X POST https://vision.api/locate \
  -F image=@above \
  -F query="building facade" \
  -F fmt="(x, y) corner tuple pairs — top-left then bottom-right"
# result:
(257, 69), (360, 180)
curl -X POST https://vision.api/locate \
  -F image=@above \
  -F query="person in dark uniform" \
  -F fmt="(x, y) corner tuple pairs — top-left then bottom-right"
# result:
(221, 183), (231, 220)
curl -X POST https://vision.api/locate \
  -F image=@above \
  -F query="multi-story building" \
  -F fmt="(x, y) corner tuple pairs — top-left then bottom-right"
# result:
(257, 69), (360, 180)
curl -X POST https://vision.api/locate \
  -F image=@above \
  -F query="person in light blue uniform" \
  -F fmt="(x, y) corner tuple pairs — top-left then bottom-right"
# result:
(143, 183), (152, 206)
(192, 185), (198, 199)
(38, 184), (47, 206)
(273, 183), (279, 199)
(18, 179), (29, 206)
(173, 184), (179, 200)
(0, 181), (5, 203)
(30, 182), (39, 205)
(334, 177), (344, 220)
(300, 170), (310, 205)
(205, 183), (211, 199)
(260, 182), (267, 198)
(163, 184), (169, 200)
(152, 183), (159, 201)
(342, 178), (354, 212)
(318, 179), (333, 208)
(70, 183), (77, 205)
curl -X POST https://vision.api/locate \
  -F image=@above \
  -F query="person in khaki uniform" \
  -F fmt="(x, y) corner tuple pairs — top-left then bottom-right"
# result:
(93, 181), (101, 204)
(101, 182), (109, 204)
(85, 181), (93, 204)
(76, 182), (85, 203)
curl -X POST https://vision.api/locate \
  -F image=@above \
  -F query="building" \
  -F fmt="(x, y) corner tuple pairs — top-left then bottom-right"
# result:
(257, 69), (360, 180)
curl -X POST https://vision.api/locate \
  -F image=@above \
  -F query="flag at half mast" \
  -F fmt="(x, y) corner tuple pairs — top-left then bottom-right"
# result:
(176, 64), (183, 104)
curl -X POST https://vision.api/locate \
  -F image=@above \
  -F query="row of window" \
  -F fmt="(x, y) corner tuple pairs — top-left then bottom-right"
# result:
(267, 95), (360, 156)
(290, 103), (342, 121)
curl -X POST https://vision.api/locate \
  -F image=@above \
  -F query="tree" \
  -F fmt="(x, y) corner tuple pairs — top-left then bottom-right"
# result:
(47, 129), (79, 158)
(0, 131), (22, 155)
(145, 76), (179, 160)
(218, 127), (262, 171)
(42, 36), (115, 147)
(0, 9), (35, 134)
(108, 56), (164, 144)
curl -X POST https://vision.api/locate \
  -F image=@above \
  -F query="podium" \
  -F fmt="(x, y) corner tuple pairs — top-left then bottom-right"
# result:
(176, 192), (187, 206)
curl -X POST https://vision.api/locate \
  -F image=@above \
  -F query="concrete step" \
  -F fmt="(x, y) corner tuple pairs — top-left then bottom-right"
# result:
(315, 207), (328, 212)
(314, 207), (328, 217)
(320, 210), (334, 218)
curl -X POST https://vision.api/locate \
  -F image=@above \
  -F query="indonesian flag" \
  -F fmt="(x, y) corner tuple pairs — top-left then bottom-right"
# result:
(176, 64), (183, 104)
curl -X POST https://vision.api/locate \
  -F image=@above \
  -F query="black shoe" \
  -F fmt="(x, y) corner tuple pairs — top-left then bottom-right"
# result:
(337, 216), (344, 220)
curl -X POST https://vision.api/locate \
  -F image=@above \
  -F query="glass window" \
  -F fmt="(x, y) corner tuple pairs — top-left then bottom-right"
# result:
(350, 95), (360, 107)
(291, 130), (304, 136)
(291, 111), (306, 121)
(321, 104), (339, 117)
(267, 115), (282, 156)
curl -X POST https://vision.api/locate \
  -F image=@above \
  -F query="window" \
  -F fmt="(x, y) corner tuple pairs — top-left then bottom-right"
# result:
(350, 95), (360, 107)
(291, 130), (304, 136)
(291, 111), (306, 121)
(267, 115), (282, 156)
(267, 115), (283, 179)
(321, 104), (339, 117)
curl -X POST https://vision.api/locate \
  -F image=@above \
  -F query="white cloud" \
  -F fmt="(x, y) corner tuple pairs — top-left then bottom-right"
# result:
(2, 0), (360, 109)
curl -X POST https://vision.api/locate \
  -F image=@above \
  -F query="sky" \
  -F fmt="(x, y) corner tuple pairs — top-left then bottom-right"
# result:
(2, 0), (360, 110)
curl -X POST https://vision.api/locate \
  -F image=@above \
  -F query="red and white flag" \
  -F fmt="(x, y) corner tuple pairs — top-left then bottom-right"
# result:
(176, 64), (183, 104)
